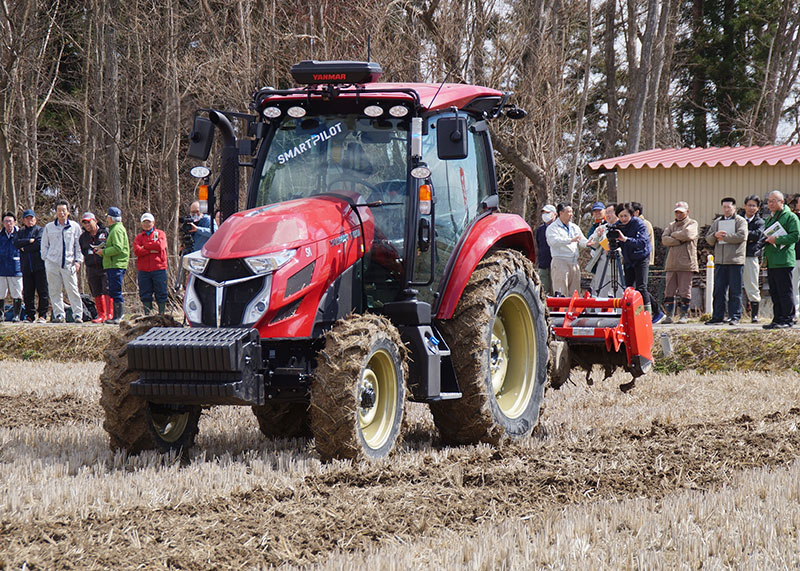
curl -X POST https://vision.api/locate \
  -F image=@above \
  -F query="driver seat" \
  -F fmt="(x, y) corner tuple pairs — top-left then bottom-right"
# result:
(342, 142), (374, 177)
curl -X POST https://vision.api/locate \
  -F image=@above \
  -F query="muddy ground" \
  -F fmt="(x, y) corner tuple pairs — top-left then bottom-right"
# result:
(2, 368), (800, 569)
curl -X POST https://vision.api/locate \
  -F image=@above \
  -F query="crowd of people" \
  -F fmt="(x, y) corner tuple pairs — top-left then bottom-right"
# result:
(535, 189), (800, 328)
(0, 200), (215, 324)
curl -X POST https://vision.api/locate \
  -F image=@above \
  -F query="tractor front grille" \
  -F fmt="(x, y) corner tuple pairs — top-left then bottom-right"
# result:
(192, 259), (268, 326)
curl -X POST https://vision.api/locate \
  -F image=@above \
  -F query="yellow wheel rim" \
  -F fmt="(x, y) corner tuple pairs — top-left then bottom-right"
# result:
(490, 293), (536, 419)
(150, 409), (190, 444)
(358, 348), (398, 451)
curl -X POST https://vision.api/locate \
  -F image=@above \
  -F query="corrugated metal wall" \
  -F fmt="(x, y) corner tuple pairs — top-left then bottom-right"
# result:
(617, 163), (800, 229)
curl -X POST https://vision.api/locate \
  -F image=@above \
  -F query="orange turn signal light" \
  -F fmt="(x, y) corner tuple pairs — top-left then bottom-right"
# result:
(198, 184), (209, 201)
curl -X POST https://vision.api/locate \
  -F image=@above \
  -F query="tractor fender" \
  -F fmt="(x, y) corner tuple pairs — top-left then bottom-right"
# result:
(435, 213), (534, 320)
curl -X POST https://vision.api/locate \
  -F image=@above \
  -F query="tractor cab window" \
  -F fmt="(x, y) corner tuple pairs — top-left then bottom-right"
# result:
(253, 112), (412, 308)
(415, 113), (492, 303)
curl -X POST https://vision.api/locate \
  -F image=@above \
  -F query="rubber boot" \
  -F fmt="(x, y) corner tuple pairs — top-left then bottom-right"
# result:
(750, 301), (760, 323)
(662, 297), (676, 324)
(92, 296), (106, 323)
(678, 298), (691, 324)
(103, 295), (113, 322)
(11, 298), (22, 322)
(142, 300), (153, 315)
(105, 301), (124, 325)
(157, 301), (166, 315)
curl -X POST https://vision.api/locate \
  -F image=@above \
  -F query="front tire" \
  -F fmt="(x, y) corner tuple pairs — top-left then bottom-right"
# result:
(431, 249), (549, 444)
(311, 314), (407, 461)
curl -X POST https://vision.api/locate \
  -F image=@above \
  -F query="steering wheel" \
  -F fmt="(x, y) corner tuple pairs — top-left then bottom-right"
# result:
(326, 177), (381, 197)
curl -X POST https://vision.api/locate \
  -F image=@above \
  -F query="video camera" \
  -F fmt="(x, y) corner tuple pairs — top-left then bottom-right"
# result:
(606, 224), (622, 250)
(178, 216), (195, 252)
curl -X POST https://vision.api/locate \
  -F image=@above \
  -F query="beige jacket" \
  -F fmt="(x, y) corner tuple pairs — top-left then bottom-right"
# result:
(662, 217), (699, 272)
(705, 215), (748, 265)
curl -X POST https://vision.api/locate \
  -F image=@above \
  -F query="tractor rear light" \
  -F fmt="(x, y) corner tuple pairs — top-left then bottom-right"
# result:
(183, 251), (209, 274)
(244, 249), (296, 274)
(419, 184), (432, 215)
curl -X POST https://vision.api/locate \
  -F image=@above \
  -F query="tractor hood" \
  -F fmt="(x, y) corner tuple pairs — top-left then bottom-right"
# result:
(201, 195), (374, 259)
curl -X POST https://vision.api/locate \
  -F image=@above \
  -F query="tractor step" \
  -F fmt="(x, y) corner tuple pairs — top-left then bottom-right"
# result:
(426, 391), (462, 401)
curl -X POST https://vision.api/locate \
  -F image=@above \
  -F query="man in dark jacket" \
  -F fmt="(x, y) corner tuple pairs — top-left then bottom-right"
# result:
(0, 212), (23, 321)
(15, 209), (49, 322)
(79, 212), (111, 322)
(742, 195), (765, 322)
(535, 204), (556, 295)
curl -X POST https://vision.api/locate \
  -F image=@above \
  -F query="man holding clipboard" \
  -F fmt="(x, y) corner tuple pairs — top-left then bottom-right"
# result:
(705, 197), (748, 325)
(763, 190), (800, 329)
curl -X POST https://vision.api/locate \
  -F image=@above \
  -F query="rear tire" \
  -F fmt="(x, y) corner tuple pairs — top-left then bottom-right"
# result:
(252, 402), (312, 438)
(311, 314), (407, 461)
(431, 249), (549, 444)
(100, 315), (185, 453)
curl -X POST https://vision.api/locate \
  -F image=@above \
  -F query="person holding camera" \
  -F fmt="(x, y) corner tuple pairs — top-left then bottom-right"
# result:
(586, 203), (626, 298)
(185, 201), (215, 253)
(661, 201), (698, 323)
(612, 202), (654, 317)
(546, 203), (589, 296)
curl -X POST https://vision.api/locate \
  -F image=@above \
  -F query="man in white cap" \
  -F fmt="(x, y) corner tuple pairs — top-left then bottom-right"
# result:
(535, 204), (557, 295)
(133, 212), (168, 314)
(661, 201), (698, 323)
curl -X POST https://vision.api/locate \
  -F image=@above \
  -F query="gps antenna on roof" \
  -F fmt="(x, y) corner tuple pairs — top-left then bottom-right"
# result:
(428, 68), (453, 110)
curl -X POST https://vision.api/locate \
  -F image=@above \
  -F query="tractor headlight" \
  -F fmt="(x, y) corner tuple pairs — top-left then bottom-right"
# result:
(244, 250), (295, 275)
(242, 274), (273, 325)
(183, 276), (203, 323)
(183, 250), (209, 274)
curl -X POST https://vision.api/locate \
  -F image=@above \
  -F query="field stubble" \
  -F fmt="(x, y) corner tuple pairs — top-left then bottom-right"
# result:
(1, 360), (800, 568)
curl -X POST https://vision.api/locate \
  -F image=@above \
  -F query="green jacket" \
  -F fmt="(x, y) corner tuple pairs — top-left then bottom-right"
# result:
(763, 205), (799, 269)
(102, 222), (130, 270)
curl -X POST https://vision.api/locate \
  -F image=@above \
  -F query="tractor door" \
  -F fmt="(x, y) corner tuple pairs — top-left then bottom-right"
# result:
(413, 113), (494, 304)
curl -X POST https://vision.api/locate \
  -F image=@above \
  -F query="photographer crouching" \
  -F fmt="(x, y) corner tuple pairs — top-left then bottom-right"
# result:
(610, 202), (657, 320)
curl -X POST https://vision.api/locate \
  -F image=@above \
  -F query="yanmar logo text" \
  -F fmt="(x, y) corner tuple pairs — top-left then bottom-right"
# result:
(313, 73), (346, 81)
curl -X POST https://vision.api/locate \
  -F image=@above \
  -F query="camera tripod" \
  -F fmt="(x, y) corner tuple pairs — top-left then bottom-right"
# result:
(595, 246), (626, 298)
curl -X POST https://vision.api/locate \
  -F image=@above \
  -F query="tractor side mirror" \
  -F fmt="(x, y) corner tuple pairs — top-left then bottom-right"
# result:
(436, 116), (468, 160)
(188, 116), (215, 160)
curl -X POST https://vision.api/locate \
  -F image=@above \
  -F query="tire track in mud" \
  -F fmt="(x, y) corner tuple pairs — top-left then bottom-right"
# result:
(3, 408), (800, 569)
(0, 394), (100, 428)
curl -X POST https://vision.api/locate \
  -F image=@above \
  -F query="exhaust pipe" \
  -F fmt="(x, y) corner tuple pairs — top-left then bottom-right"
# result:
(208, 110), (239, 222)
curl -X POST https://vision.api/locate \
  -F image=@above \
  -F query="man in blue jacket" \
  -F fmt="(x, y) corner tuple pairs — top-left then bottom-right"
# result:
(14, 209), (49, 322)
(187, 201), (216, 253)
(0, 212), (23, 321)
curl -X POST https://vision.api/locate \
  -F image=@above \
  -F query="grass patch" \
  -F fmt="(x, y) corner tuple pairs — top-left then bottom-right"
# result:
(0, 324), (115, 361)
(653, 329), (800, 373)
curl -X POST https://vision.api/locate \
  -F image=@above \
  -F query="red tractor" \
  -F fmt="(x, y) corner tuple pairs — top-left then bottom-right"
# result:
(100, 61), (649, 461)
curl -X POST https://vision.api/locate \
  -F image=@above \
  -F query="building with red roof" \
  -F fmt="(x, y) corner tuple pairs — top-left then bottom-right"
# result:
(588, 145), (800, 228)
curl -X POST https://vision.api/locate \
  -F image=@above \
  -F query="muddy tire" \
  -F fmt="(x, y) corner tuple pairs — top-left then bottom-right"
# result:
(99, 314), (194, 453)
(252, 402), (312, 438)
(431, 249), (549, 444)
(311, 314), (407, 461)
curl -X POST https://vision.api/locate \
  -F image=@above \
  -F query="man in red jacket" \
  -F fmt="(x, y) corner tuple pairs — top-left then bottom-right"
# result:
(133, 212), (168, 314)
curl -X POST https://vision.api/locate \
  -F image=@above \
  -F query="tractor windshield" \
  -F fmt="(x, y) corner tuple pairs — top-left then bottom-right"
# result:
(254, 114), (410, 210)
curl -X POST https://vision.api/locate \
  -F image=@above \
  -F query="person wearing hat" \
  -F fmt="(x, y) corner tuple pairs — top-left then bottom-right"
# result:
(588, 201), (606, 238)
(78, 212), (111, 323)
(535, 204), (557, 295)
(0, 212), (23, 322)
(95, 206), (129, 324)
(661, 201), (699, 323)
(14, 209), (49, 322)
(133, 212), (168, 314)
(41, 199), (84, 323)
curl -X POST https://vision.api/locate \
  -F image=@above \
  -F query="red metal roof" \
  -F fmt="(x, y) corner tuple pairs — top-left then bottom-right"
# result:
(588, 145), (800, 172)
